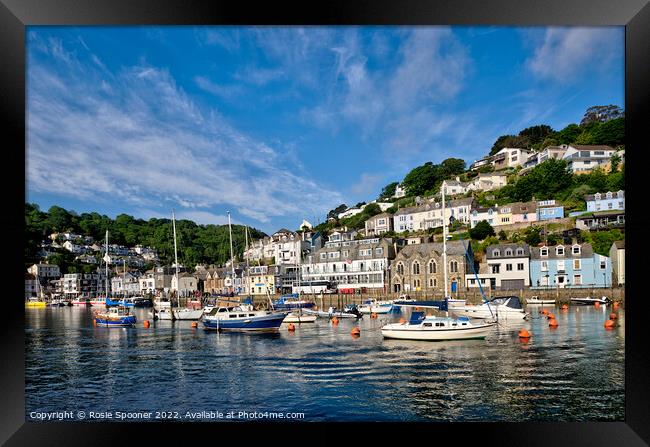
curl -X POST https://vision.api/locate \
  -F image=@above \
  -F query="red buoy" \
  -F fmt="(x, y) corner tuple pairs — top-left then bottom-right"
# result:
(604, 319), (615, 329)
(350, 327), (360, 336)
(518, 330), (531, 339)
(287, 323), (296, 331)
(549, 318), (558, 327)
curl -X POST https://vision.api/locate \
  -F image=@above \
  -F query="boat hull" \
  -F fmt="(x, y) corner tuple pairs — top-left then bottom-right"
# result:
(451, 306), (528, 321)
(95, 314), (136, 327)
(571, 298), (609, 305)
(272, 302), (316, 310)
(283, 314), (318, 323)
(381, 323), (494, 341)
(203, 312), (288, 332)
(359, 305), (393, 314)
(25, 301), (47, 308)
(303, 309), (361, 319)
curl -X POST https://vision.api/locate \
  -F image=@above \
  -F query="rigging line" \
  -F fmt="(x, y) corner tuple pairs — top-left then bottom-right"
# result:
(458, 234), (498, 323)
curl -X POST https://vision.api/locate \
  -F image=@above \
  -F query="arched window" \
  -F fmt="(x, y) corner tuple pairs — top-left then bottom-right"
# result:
(412, 261), (420, 275)
(429, 278), (437, 288)
(397, 262), (404, 275)
(428, 260), (437, 274)
(450, 260), (459, 273)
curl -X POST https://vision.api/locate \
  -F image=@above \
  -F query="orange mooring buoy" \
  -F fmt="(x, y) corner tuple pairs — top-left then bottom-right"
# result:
(605, 319), (615, 329)
(613, 302), (620, 309)
(371, 313), (378, 319)
(143, 320), (150, 328)
(191, 322), (198, 328)
(399, 318), (406, 324)
(549, 318), (558, 327)
(331, 317), (339, 325)
(287, 323), (296, 331)
(541, 309), (548, 315)
(350, 327), (360, 336)
(609, 313), (618, 320)
(561, 304), (569, 310)
(547, 313), (555, 320)
(518, 330), (531, 339)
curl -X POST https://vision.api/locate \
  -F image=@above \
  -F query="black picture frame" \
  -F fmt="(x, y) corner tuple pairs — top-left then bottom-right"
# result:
(1, 0), (647, 444)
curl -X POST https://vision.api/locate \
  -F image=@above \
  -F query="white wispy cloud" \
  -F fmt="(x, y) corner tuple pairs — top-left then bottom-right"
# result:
(27, 35), (343, 225)
(526, 27), (622, 83)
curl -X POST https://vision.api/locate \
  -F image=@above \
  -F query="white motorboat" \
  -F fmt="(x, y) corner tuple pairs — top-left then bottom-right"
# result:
(152, 307), (204, 321)
(382, 312), (494, 341)
(283, 311), (318, 323)
(526, 296), (556, 305)
(358, 299), (395, 314)
(446, 298), (466, 308)
(304, 304), (363, 319)
(571, 296), (610, 306)
(451, 296), (529, 321)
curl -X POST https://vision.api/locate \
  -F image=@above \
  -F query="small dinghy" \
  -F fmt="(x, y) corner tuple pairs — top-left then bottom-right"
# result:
(571, 296), (609, 306)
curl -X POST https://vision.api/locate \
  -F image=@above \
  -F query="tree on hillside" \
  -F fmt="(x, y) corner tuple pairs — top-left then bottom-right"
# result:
(512, 159), (573, 202)
(47, 206), (74, 232)
(469, 220), (495, 240)
(590, 117), (624, 147)
(556, 124), (582, 145)
(518, 125), (555, 146)
(580, 105), (624, 126)
(378, 182), (399, 200)
(441, 158), (466, 177)
(402, 162), (442, 197)
(327, 204), (348, 220)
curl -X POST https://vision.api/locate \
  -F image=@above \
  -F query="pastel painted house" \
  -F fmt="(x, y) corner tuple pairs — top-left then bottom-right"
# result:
(536, 200), (564, 221)
(510, 201), (538, 224)
(530, 243), (611, 289)
(465, 243), (531, 290)
(585, 190), (625, 212)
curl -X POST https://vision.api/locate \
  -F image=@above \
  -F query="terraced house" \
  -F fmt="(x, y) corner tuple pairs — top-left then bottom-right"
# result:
(301, 237), (396, 292)
(393, 198), (474, 233)
(390, 240), (473, 294)
(465, 243), (531, 290)
(529, 242), (611, 288)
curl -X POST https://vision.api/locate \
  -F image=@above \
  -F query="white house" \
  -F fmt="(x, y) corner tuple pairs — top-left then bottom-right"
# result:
(466, 243), (531, 290)
(393, 184), (407, 198)
(609, 240), (625, 286)
(28, 263), (61, 280)
(467, 173), (508, 192)
(562, 145), (616, 173)
(491, 148), (534, 170)
(585, 190), (625, 212)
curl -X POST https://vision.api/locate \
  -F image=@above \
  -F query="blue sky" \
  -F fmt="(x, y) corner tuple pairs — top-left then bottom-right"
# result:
(26, 26), (624, 235)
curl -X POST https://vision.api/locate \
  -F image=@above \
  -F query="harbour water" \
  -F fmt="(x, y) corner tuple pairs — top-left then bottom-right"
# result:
(25, 305), (624, 422)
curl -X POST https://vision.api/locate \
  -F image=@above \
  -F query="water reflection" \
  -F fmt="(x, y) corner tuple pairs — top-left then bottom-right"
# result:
(25, 304), (624, 421)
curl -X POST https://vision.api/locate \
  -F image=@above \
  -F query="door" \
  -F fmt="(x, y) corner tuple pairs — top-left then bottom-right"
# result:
(451, 281), (457, 292)
(501, 279), (525, 290)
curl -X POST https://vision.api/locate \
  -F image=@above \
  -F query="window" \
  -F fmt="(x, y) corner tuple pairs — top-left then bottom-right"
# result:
(517, 263), (524, 271)
(412, 262), (420, 275)
(556, 246), (564, 256)
(320, 253), (326, 260)
(429, 278), (437, 287)
(397, 263), (404, 275)
(573, 259), (581, 270)
(573, 274), (582, 285)
(516, 248), (524, 256)
(557, 260), (565, 271)
(572, 245), (581, 255)
(378, 219), (385, 225)
(375, 248), (383, 256)
(541, 261), (548, 271)
(450, 261), (459, 273)
(428, 260), (437, 274)
(506, 264), (513, 271)
(491, 264), (500, 274)
(493, 249), (500, 257)
(540, 247), (548, 257)
(505, 249), (513, 256)
(600, 261), (607, 269)
(608, 203), (613, 209)
(618, 201), (624, 208)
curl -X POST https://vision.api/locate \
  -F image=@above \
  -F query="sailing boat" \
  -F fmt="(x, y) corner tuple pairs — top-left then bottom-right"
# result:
(93, 230), (136, 327)
(381, 181), (495, 341)
(203, 211), (289, 332)
(90, 230), (111, 306)
(156, 210), (203, 321)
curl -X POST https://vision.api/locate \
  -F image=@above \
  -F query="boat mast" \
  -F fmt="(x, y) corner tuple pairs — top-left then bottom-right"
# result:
(245, 224), (249, 297)
(172, 209), (179, 302)
(442, 181), (450, 318)
(105, 230), (109, 300)
(227, 211), (235, 294)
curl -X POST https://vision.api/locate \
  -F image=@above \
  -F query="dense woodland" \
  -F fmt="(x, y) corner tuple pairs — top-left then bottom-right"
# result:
(25, 204), (266, 272)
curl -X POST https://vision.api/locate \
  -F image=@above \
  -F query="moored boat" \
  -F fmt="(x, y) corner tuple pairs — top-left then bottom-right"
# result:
(571, 296), (610, 306)
(283, 311), (318, 323)
(382, 311), (494, 341)
(451, 296), (529, 321)
(272, 294), (316, 310)
(526, 296), (556, 305)
(203, 305), (289, 332)
(303, 304), (363, 319)
(25, 297), (47, 308)
(358, 299), (395, 314)
(94, 305), (136, 327)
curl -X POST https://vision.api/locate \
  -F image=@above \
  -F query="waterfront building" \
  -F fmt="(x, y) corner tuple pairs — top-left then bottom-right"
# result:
(390, 240), (472, 293)
(302, 237), (396, 292)
(562, 144), (616, 173)
(585, 190), (625, 212)
(25, 273), (39, 299)
(171, 273), (198, 297)
(111, 271), (142, 296)
(610, 240), (625, 286)
(247, 265), (279, 295)
(465, 243), (530, 290)
(27, 263), (61, 280)
(536, 200), (565, 221)
(62, 271), (109, 298)
(138, 273), (156, 295)
(529, 242), (611, 288)
(364, 212), (394, 236)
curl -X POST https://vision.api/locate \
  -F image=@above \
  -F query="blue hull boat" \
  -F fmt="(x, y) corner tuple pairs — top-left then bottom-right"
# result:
(203, 310), (289, 332)
(94, 306), (137, 327)
(272, 294), (315, 310)
(105, 298), (135, 307)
